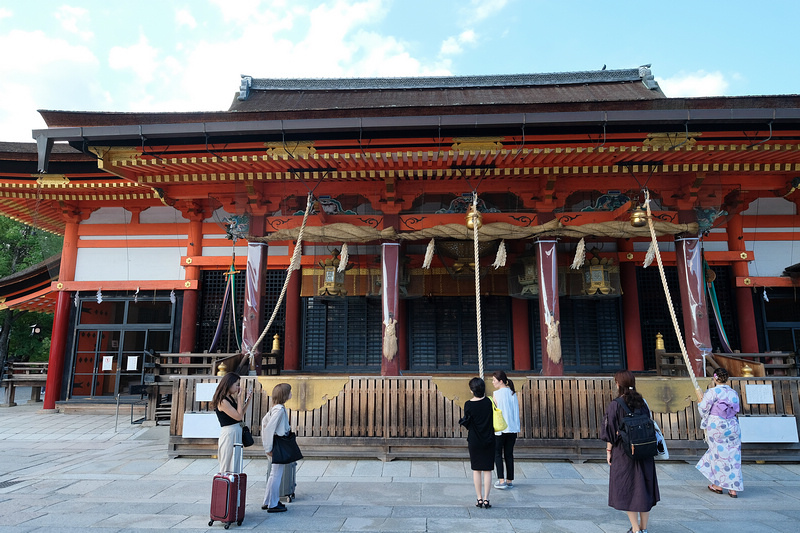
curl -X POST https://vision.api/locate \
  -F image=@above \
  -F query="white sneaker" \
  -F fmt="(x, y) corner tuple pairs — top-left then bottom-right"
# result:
(494, 480), (507, 489)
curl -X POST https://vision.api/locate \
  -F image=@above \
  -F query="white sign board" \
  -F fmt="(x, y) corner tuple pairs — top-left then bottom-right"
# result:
(195, 383), (218, 403)
(739, 416), (799, 443)
(744, 384), (774, 405)
(182, 413), (221, 438)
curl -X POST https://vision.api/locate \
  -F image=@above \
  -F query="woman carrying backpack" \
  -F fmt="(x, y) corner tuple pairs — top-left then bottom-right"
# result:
(601, 370), (660, 533)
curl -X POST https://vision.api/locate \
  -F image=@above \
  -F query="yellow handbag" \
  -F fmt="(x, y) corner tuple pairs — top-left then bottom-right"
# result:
(490, 397), (508, 432)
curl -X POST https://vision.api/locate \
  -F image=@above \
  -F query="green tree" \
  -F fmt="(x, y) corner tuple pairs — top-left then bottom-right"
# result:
(0, 216), (63, 370)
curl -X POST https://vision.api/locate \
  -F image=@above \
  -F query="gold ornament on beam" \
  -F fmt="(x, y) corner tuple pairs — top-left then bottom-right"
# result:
(630, 206), (648, 227)
(466, 204), (483, 230)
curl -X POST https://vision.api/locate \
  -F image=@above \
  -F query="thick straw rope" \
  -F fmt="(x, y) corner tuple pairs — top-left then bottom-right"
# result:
(471, 195), (485, 380)
(644, 190), (703, 399)
(246, 193), (313, 364)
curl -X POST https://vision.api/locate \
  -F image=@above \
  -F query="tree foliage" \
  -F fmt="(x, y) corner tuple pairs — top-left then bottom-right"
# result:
(0, 216), (63, 367)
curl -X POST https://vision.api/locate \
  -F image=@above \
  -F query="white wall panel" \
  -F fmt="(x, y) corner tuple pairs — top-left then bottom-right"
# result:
(748, 241), (800, 276)
(75, 247), (186, 281)
(83, 207), (131, 224)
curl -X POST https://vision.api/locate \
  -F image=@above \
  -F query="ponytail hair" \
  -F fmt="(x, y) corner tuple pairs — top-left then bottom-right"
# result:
(492, 370), (516, 395)
(614, 370), (644, 411)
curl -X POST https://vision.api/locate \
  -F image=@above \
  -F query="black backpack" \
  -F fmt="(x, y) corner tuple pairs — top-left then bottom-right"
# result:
(615, 397), (658, 460)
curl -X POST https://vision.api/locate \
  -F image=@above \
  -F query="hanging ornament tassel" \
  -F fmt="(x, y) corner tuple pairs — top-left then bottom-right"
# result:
(492, 240), (507, 269)
(545, 315), (562, 364)
(96, 288), (103, 304)
(74, 291), (80, 308)
(643, 238), (657, 268)
(570, 237), (586, 269)
(383, 317), (398, 361)
(763, 288), (769, 302)
(170, 289), (176, 304)
(422, 238), (435, 269)
(338, 242), (349, 272)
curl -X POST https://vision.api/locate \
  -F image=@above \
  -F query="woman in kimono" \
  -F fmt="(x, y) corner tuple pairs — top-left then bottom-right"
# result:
(697, 367), (742, 498)
(601, 370), (660, 533)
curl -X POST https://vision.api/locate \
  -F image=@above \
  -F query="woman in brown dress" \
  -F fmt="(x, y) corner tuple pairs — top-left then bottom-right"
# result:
(600, 370), (660, 533)
(461, 377), (496, 508)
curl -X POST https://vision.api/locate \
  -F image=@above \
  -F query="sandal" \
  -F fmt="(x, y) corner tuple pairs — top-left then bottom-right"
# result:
(475, 498), (484, 508)
(728, 491), (738, 498)
(707, 485), (723, 494)
(482, 499), (491, 508)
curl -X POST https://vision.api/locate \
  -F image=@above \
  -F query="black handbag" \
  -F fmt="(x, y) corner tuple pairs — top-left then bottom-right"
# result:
(241, 425), (255, 447)
(272, 431), (303, 464)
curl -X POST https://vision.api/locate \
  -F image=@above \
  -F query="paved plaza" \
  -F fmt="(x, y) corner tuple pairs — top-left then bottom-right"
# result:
(1, 387), (799, 532)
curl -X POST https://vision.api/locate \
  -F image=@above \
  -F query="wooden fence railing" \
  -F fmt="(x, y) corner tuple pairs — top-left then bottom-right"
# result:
(168, 376), (800, 461)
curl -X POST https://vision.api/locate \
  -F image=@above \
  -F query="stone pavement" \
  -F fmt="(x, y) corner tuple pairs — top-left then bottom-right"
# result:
(1, 387), (799, 532)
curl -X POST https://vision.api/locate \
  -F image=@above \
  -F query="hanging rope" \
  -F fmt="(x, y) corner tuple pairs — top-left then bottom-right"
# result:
(246, 192), (313, 365)
(644, 189), (703, 399)
(471, 194), (485, 380)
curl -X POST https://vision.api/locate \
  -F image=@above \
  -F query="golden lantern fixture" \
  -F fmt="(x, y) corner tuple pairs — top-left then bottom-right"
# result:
(466, 204), (483, 230)
(582, 249), (616, 296)
(318, 249), (351, 297)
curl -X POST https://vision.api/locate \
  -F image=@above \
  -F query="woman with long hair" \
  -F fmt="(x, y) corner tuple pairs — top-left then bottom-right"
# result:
(211, 372), (252, 473)
(600, 370), (660, 533)
(261, 383), (292, 512)
(491, 370), (520, 490)
(697, 367), (742, 497)
(461, 377), (496, 509)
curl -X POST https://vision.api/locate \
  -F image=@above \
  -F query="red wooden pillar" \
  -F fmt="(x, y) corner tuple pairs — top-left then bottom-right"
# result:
(283, 257), (301, 371)
(179, 215), (203, 353)
(675, 236), (712, 377)
(726, 214), (759, 352)
(537, 239), (563, 376)
(618, 239), (644, 371)
(44, 218), (79, 410)
(512, 298), (531, 371)
(381, 243), (401, 376)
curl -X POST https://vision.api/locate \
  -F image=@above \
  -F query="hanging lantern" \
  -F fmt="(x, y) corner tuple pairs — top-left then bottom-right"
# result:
(318, 249), (351, 297)
(516, 253), (539, 297)
(582, 255), (616, 295)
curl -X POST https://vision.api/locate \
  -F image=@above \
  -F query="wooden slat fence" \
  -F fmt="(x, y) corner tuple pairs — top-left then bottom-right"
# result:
(169, 376), (800, 461)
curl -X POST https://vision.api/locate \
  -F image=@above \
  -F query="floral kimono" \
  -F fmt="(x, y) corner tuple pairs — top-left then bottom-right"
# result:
(696, 384), (743, 492)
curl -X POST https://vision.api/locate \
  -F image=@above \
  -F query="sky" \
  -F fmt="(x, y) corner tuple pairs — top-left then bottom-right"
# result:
(1, 0), (799, 142)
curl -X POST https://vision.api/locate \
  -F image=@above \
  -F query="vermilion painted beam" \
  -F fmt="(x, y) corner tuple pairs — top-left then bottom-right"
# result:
(51, 280), (198, 291)
(736, 276), (800, 287)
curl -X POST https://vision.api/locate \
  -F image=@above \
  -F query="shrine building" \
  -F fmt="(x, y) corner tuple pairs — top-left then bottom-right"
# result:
(2, 66), (800, 410)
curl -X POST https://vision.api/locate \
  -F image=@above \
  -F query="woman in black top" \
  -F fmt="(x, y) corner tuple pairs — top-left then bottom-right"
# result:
(461, 377), (495, 508)
(212, 372), (252, 473)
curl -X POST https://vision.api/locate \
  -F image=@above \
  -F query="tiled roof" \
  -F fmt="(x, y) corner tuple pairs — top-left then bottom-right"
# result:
(243, 68), (652, 92)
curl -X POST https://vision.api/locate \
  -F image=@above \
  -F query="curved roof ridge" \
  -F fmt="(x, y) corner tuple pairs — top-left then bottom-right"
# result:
(243, 68), (650, 92)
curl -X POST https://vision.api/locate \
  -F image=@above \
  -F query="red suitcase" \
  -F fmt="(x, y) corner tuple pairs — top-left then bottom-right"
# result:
(209, 472), (247, 529)
(209, 442), (246, 529)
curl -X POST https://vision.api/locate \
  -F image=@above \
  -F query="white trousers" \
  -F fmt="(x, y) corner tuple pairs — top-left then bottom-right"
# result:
(217, 424), (241, 473)
(264, 460), (285, 508)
